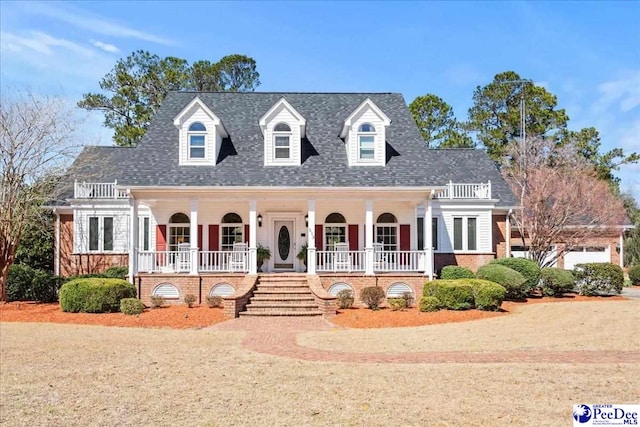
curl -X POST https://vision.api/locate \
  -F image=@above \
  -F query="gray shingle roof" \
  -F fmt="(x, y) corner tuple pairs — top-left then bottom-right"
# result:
(62, 92), (518, 206)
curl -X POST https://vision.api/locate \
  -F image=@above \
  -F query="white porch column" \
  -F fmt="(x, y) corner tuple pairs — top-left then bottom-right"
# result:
(307, 199), (316, 274)
(128, 196), (139, 283)
(189, 199), (198, 275)
(424, 198), (433, 280)
(365, 200), (374, 276)
(249, 200), (257, 275)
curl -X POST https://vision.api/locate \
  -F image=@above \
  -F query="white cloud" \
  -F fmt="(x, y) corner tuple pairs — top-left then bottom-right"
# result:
(91, 39), (119, 53)
(0, 31), (94, 57)
(33, 2), (175, 46)
(597, 70), (640, 113)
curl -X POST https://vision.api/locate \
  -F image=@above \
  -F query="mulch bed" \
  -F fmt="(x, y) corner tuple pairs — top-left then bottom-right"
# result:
(0, 294), (625, 330)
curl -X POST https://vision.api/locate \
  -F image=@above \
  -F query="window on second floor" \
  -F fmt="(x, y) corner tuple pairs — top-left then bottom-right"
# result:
(358, 123), (376, 160)
(188, 122), (206, 159)
(273, 123), (291, 160)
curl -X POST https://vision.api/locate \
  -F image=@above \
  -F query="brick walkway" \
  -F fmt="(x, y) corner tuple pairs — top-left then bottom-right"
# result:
(211, 317), (640, 364)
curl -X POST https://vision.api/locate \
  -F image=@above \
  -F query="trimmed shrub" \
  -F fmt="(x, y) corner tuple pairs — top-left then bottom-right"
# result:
(476, 264), (527, 300)
(360, 286), (385, 310)
(6, 264), (62, 303)
(150, 295), (165, 309)
(629, 265), (640, 286)
(467, 279), (506, 311)
(59, 278), (136, 313)
(440, 265), (475, 280)
(120, 298), (145, 315)
(388, 298), (407, 311)
(206, 295), (223, 308)
(419, 296), (441, 312)
(574, 263), (624, 296)
(490, 258), (541, 295)
(102, 266), (128, 280)
(184, 294), (197, 308)
(423, 280), (474, 310)
(335, 289), (354, 309)
(540, 268), (575, 296)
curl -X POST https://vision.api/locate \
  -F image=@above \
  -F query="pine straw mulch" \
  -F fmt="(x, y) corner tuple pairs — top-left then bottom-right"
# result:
(0, 293), (625, 330)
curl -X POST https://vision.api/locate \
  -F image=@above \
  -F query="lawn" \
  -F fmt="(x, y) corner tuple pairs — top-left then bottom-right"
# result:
(1, 299), (639, 426)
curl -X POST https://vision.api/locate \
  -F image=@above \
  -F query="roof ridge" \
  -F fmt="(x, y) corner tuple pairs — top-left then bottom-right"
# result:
(168, 91), (398, 95)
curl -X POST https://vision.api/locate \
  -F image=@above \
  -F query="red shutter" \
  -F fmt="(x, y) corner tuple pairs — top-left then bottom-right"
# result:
(209, 225), (219, 251)
(315, 224), (323, 250)
(244, 224), (250, 244)
(348, 225), (358, 250)
(156, 225), (167, 251)
(400, 224), (411, 251)
(198, 225), (203, 251)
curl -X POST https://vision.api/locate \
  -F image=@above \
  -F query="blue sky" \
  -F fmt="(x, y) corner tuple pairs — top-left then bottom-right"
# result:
(2, 1), (639, 200)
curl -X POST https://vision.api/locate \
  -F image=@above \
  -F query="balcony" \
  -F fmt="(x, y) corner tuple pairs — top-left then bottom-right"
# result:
(74, 181), (128, 199)
(436, 181), (492, 200)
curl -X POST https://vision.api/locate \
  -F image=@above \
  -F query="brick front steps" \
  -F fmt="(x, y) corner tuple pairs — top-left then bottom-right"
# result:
(240, 274), (323, 317)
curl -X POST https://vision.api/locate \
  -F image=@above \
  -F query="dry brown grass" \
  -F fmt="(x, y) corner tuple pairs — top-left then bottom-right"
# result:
(301, 300), (640, 352)
(1, 300), (639, 426)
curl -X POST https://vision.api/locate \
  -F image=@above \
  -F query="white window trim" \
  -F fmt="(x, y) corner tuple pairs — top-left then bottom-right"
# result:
(375, 223), (399, 251)
(357, 132), (376, 162)
(324, 223), (347, 251)
(221, 225), (244, 252)
(139, 216), (150, 252)
(273, 132), (291, 160)
(453, 216), (479, 253)
(87, 216), (115, 253)
(188, 128), (207, 161)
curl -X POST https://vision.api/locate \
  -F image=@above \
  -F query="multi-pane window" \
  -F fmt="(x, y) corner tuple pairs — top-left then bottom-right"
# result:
(188, 122), (206, 159)
(221, 213), (243, 251)
(324, 212), (346, 251)
(358, 123), (376, 160)
(273, 123), (291, 160)
(88, 216), (114, 252)
(168, 212), (190, 252)
(453, 217), (478, 251)
(376, 212), (397, 251)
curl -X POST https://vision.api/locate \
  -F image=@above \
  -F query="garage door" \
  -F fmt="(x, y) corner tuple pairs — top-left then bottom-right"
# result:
(563, 246), (610, 270)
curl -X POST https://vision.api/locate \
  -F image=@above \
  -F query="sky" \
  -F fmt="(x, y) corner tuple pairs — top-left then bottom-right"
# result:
(1, 0), (639, 200)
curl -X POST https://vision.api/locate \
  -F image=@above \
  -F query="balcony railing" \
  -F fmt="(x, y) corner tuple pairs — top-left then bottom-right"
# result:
(436, 181), (491, 200)
(74, 181), (129, 199)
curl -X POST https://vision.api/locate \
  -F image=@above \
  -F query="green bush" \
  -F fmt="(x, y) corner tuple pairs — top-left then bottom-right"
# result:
(150, 295), (165, 308)
(120, 298), (145, 315)
(467, 279), (506, 311)
(184, 294), (197, 308)
(102, 266), (128, 280)
(540, 268), (575, 296)
(360, 286), (385, 310)
(490, 258), (541, 295)
(419, 296), (441, 312)
(387, 298), (407, 311)
(59, 278), (136, 313)
(629, 265), (640, 286)
(476, 264), (527, 300)
(423, 280), (474, 310)
(6, 264), (62, 303)
(440, 265), (475, 280)
(335, 289), (354, 309)
(574, 263), (624, 296)
(206, 296), (223, 308)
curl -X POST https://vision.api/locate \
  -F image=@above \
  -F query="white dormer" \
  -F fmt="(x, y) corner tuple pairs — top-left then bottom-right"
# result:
(174, 97), (229, 166)
(259, 98), (306, 166)
(340, 98), (391, 166)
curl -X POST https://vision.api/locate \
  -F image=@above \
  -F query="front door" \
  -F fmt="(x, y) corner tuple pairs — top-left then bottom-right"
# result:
(274, 220), (294, 270)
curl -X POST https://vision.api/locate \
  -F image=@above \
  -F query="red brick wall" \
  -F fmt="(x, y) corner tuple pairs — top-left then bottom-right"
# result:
(318, 273), (427, 307)
(492, 214), (507, 259)
(434, 253), (496, 274)
(137, 273), (246, 306)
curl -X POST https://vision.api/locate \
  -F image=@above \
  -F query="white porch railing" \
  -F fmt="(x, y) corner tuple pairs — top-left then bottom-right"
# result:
(316, 250), (366, 272)
(373, 250), (425, 272)
(138, 250), (249, 273)
(437, 181), (491, 199)
(74, 181), (129, 199)
(138, 251), (191, 273)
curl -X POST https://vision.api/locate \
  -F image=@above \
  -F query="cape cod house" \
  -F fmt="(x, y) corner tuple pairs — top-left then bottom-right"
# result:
(54, 91), (618, 317)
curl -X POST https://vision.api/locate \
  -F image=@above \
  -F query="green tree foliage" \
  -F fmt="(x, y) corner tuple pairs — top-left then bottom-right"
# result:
(623, 194), (640, 267)
(409, 94), (474, 148)
(468, 71), (569, 160)
(79, 51), (260, 147)
(14, 211), (54, 272)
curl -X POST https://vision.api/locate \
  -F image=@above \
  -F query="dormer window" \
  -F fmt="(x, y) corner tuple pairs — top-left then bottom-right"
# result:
(358, 123), (376, 160)
(273, 123), (292, 159)
(188, 122), (206, 159)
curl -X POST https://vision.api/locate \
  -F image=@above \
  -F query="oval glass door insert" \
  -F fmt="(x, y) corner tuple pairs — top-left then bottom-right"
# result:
(278, 226), (290, 260)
